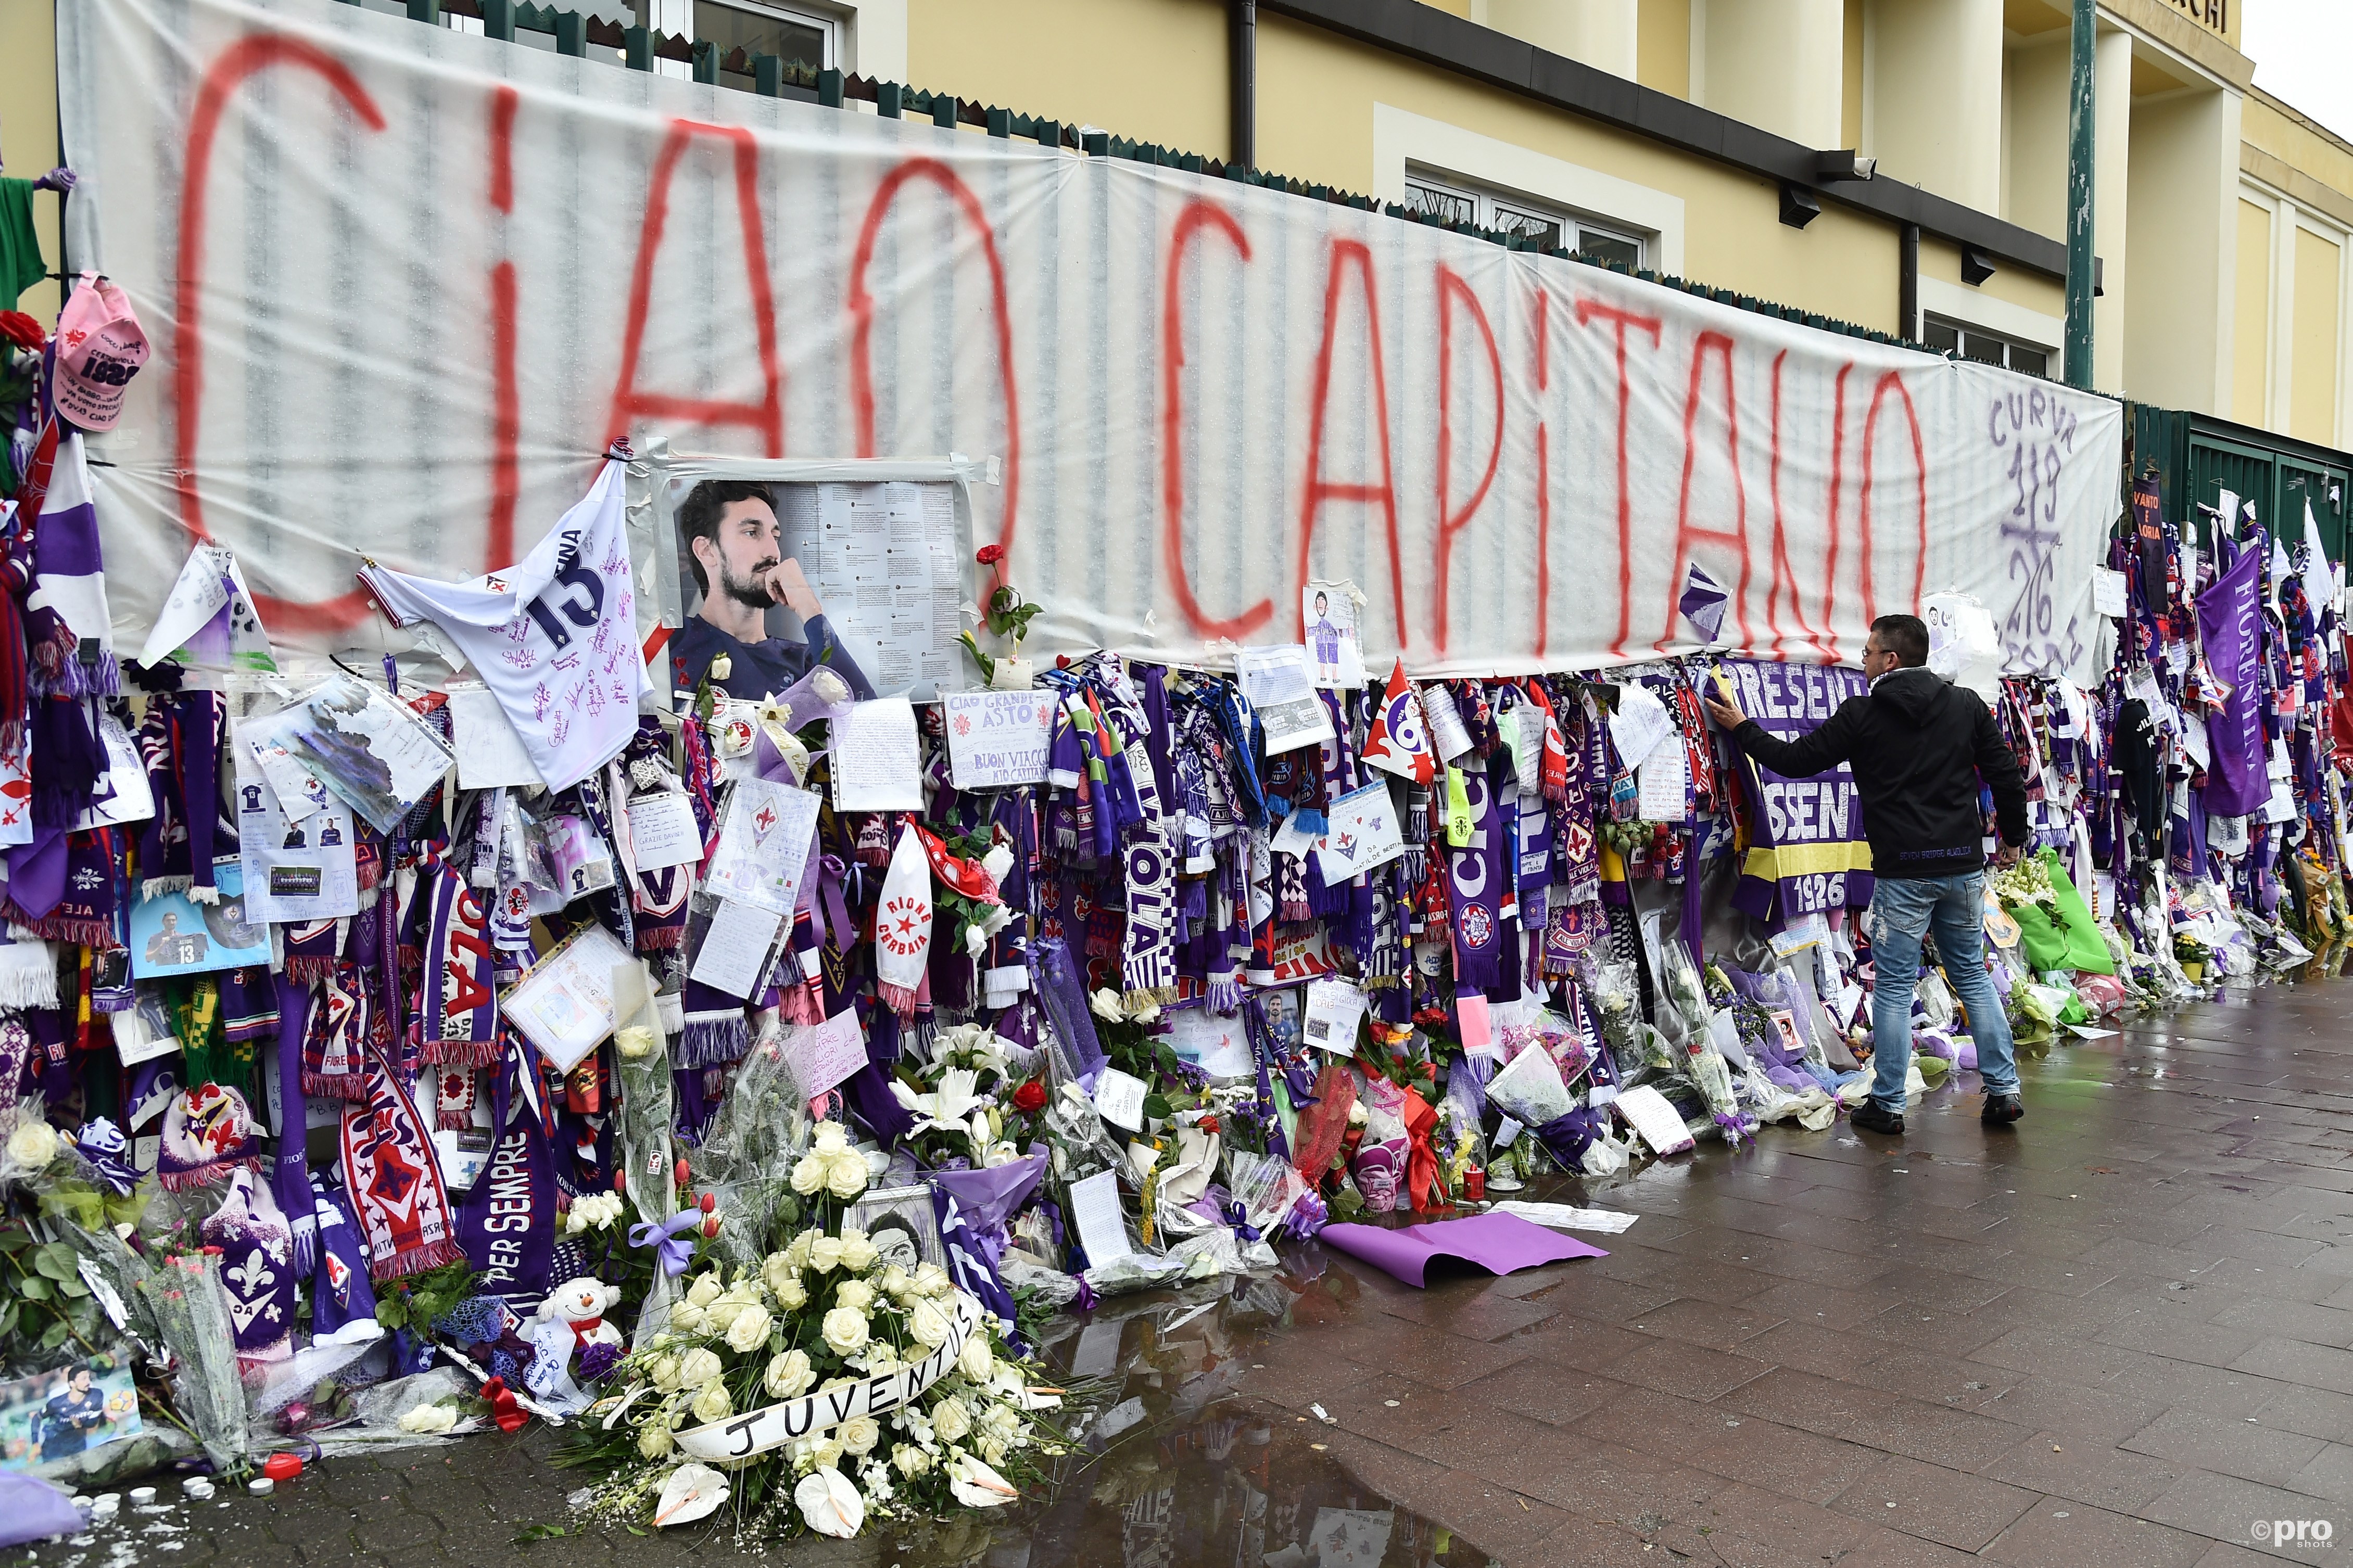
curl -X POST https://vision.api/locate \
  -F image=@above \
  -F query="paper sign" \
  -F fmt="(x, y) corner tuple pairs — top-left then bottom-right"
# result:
(1610, 682), (1676, 771)
(941, 689), (1055, 788)
(447, 683), (544, 791)
(1301, 976), (1369, 1054)
(2092, 567), (2129, 617)
(1636, 743), (1688, 821)
(1770, 911), (1829, 956)
(1163, 1009), (1255, 1078)
(1454, 991), (1495, 1055)
(2261, 780), (2299, 825)
(1315, 780), (1405, 882)
(1270, 811), (1320, 860)
(1067, 1168), (1133, 1266)
(830, 697), (925, 811)
(704, 777), (820, 915)
(1092, 1066), (1149, 1132)
(247, 730), (332, 824)
(1490, 1201), (1640, 1234)
(1301, 581), (1367, 691)
(780, 1008), (871, 1100)
(689, 898), (785, 999)
(625, 791), (704, 871)
(1419, 683), (1475, 762)
(1613, 1083), (1696, 1156)
(1236, 645), (1335, 755)
(500, 924), (630, 1073)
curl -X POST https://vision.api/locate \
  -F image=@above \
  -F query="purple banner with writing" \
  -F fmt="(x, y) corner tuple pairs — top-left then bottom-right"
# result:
(2198, 540), (2270, 817)
(1721, 660), (1875, 921)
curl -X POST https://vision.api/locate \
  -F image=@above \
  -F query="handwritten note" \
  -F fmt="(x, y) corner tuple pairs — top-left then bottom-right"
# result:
(626, 791), (703, 871)
(1163, 1009), (1255, 1078)
(689, 898), (784, 999)
(830, 697), (925, 811)
(941, 690), (1055, 789)
(1235, 645), (1334, 755)
(1066, 1168), (1133, 1266)
(1316, 780), (1405, 882)
(2092, 567), (2129, 618)
(1301, 977), (1370, 1054)
(704, 777), (819, 915)
(1420, 683), (1475, 762)
(781, 1009), (871, 1100)
(1092, 1065), (1149, 1132)
(1636, 743), (1688, 821)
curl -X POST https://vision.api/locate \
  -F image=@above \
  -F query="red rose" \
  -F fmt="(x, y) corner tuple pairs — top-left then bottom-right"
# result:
(1012, 1079), (1047, 1113)
(975, 543), (1006, 567)
(0, 312), (43, 353)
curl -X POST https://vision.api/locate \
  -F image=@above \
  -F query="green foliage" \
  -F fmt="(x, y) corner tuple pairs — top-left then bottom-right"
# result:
(0, 1218), (104, 1356)
(371, 1260), (481, 1334)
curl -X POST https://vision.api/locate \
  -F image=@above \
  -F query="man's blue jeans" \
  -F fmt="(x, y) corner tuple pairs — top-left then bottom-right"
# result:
(1868, 871), (2020, 1112)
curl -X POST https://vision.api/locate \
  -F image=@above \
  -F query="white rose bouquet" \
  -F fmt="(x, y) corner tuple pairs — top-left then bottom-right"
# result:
(564, 1123), (1067, 1539)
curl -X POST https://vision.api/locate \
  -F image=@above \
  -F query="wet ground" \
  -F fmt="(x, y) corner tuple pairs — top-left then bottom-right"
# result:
(19, 968), (2353, 1567)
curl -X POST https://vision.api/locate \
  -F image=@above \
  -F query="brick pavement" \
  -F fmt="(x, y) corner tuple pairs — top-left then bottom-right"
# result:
(13, 974), (2353, 1567)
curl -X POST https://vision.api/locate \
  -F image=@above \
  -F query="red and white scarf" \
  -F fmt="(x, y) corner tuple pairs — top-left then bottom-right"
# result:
(872, 821), (932, 1019)
(338, 1039), (465, 1281)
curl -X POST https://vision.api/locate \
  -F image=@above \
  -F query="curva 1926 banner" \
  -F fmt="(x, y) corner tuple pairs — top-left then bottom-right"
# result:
(58, 0), (2122, 683)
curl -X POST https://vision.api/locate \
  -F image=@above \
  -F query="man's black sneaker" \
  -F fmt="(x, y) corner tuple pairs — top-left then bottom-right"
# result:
(1850, 1102), (1904, 1135)
(1982, 1093), (2025, 1126)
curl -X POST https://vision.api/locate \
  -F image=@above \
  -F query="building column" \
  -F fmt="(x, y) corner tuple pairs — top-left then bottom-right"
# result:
(1867, 0), (2004, 214)
(1697, 0), (1845, 150)
(2092, 24), (2132, 392)
(1485, 0), (1639, 80)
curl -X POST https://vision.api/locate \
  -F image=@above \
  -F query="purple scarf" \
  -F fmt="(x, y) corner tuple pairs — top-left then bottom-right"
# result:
(270, 972), (317, 1273)
(457, 1036), (558, 1316)
(1445, 767), (1508, 996)
(2198, 539), (2271, 816)
(201, 1167), (297, 1363)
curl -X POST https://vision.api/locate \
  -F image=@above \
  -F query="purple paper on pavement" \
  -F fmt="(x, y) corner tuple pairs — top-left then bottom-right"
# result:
(1319, 1211), (1605, 1289)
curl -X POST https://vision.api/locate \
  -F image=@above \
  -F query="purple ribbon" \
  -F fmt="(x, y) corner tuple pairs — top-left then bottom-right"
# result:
(628, 1209), (703, 1276)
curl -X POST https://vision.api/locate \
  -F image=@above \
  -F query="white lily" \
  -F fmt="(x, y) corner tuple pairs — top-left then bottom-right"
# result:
(944, 1450), (1021, 1508)
(890, 1068), (992, 1140)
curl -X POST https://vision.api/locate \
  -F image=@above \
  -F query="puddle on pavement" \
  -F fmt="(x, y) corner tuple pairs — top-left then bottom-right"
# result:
(808, 1247), (1486, 1568)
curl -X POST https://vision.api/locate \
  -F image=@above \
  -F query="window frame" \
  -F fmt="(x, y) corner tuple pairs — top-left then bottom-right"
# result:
(1403, 170), (1650, 270)
(1921, 313), (2051, 379)
(691, 0), (840, 71)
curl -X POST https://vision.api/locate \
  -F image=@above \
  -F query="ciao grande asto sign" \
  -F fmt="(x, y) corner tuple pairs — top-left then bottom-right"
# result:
(59, 0), (2120, 682)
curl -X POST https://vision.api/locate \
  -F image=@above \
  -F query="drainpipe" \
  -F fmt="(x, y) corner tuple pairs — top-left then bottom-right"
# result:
(1899, 223), (1919, 343)
(2063, 0), (2096, 388)
(1229, 0), (1257, 170)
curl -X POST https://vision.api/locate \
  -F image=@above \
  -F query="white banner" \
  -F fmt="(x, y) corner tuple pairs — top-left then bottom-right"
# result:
(59, 0), (2121, 683)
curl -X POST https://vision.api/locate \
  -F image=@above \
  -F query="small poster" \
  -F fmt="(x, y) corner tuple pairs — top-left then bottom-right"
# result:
(1301, 976), (1369, 1054)
(1301, 581), (1366, 691)
(703, 777), (820, 915)
(500, 924), (631, 1073)
(942, 689), (1056, 789)
(130, 864), (274, 979)
(1315, 780), (1405, 883)
(0, 1353), (142, 1470)
(1235, 645), (1335, 755)
(1162, 1009), (1255, 1078)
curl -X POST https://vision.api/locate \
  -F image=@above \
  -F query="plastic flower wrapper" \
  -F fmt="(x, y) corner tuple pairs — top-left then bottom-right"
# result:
(688, 1027), (814, 1274)
(1650, 937), (1717, 1052)
(563, 1174), (1070, 1540)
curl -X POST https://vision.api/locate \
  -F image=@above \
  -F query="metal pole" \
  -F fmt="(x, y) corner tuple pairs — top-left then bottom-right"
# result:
(1229, 0), (1257, 171)
(2064, 0), (2096, 388)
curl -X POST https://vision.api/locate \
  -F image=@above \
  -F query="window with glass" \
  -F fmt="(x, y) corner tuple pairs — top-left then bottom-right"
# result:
(695, 0), (831, 78)
(1921, 315), (2049, 378)
(1403, 173), (1648, 269)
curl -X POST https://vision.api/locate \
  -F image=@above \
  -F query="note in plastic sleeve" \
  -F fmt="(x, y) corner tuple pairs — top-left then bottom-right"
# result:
(1067, 1168), (1134, 1266)
(1301, 976), (1370, 1054)
(1092, 1066), (1149, 1132)
(625, 791), (703, 872)
(2092, 567), (2129, 617)
(704, 778), (819, 915)
(688, 898), (785, 999)
(780, 1009), (871, 1100)
(1613, 1083), (1696, 1155)
(447, 683), (544, 791)
(830, 697), (926, 811)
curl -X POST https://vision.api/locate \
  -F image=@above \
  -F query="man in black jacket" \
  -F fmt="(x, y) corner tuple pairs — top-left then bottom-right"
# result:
(1702, 614), (2031, 1134)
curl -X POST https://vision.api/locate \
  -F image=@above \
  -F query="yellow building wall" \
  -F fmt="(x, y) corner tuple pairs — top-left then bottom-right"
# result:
(2234, 198), (2271, 424)
(907, 0), (1229, 161)
(2292, 224), (2341, 444)
(1917, 236), (2067, 322)
(0, 0), (63, 326)
(1255, 16), (1902, 330)
(1637, 0), (1690, 99)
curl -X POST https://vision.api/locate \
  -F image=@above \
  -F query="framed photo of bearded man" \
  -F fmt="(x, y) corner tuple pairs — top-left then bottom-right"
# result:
(647, 456), (985, 708)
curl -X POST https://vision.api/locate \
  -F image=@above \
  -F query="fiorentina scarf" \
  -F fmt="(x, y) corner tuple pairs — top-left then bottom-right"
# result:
(1363, 659), (1436, 784)
(457, 1035), (557, 1316)
(301, 965), (372, 1102)
(338, 1038), (465, 1281)
(307, 1175), (380, 1341)
(419, 856), (498, 1066)
(201, 1167), (297, 1364)
(269, 971), (316, 1272)
(1116, 672), (1178, 1007)
(1445, 765), (1508, 996)
(874, 821), (934, 1019)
